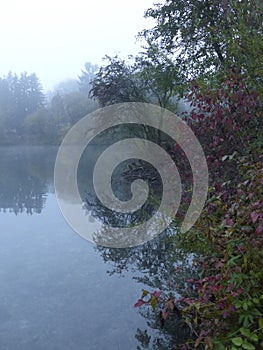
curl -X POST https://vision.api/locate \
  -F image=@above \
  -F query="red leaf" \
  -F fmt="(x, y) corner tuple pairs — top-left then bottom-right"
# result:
(217, 109), (223, 119)
(134, 299), (146, 308)
(152, 290), (162, 298)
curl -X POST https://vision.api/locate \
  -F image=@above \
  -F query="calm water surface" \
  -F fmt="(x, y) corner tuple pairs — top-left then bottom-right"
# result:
(0, 146), (192, 350)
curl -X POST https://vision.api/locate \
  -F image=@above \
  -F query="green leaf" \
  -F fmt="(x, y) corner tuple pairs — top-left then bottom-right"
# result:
(214, 343), (225, 350)
(243, 302), (248, 311)
(232, 337), (243, 346)
(243, 317), (249, 327)
(248, 315), (254, 323)
(228, 254), (242, 267)
(252, 298), (259, 305)
(235, 301), (242, 309)
(249, 334), (258, 342)
(259, 317), (263, 329)
(242, 341), (255, 350)
(240, 328), (250, 337)
(142, 290), (149, 297)
(150, 295), (158, 311)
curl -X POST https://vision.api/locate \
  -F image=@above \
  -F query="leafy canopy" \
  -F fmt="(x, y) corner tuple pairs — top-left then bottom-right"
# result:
(142, 0), (263, 93)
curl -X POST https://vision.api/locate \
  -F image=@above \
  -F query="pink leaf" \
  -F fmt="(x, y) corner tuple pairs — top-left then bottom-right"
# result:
(134, 299), (146, 308)
(225, 218), (234, 227)
(255, 222), (263, 234)
(215, 260), (225, 269)
(251, 212), (259, 224)
(152, 290), (162, 298)
(187, 278), (195, 284)
(161, 310), (169, 320)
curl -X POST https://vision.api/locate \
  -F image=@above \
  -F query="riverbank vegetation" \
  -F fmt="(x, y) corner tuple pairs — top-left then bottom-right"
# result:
(0, 0), (262, 348)
(132, 1), (263, 349)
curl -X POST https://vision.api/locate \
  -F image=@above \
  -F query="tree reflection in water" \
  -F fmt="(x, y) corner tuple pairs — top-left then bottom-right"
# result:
(0, 145), (200, 348)
(78, 135), (199, 347)
(83, 183), (199, 348)
(0, 146), (55, 214)
(96, 231), (198, 349)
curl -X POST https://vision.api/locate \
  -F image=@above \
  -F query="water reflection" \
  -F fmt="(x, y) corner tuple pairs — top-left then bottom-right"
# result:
(84, 162), (196, 347)
(54, 118), (186, 248)
(95, 231), (198, 348)
(0, 145), (197, 349)
(77, 141), (197, 347)
(0, 147), (56, 214)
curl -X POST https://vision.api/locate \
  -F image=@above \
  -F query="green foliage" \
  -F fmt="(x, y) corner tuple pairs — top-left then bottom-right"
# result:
(132, 4), (263, 346)
(0, 70), (99, 145)
(142, 0), (263, 94)
(134, 43), (184, 108)
(89, 55), (147, 106)
(0, 72), (45, 137)
(178, 154), (263, 349)
(59, 91), (98, 125)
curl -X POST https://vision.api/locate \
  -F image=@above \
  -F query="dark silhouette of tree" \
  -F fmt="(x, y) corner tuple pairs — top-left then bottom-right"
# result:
(135, 43), (183, 109)
(89, 55), (147, 106)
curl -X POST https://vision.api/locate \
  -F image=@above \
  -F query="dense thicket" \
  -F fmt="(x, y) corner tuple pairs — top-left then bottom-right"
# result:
(132, 1), (263, 349)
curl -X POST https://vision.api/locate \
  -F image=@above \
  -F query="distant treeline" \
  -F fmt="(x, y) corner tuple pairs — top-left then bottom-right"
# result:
(0, 56), (190, 145)
(0, 63), (99, 145)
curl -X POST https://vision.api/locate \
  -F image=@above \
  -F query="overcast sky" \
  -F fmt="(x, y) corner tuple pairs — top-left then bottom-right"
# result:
(0, 0), (156, 91)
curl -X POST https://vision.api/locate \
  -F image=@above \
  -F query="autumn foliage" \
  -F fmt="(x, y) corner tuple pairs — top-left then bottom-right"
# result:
(135, 73), (263, 349)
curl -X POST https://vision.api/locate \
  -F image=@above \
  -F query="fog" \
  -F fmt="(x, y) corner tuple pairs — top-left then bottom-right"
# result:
(0, 0), (155, 91)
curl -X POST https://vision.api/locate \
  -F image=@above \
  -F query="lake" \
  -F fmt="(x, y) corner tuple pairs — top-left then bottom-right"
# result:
(0, 146), (193, 350)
